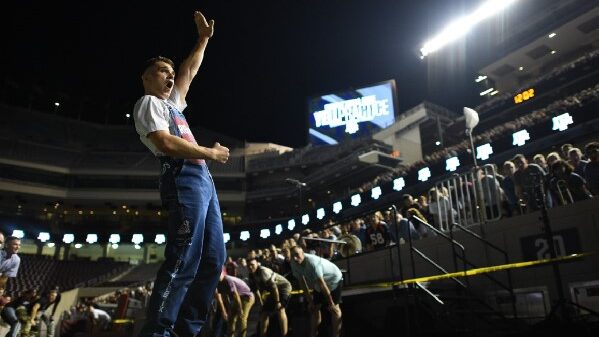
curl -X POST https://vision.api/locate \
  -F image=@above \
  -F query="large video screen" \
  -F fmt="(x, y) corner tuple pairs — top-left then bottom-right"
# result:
(307, 80), (397, 145)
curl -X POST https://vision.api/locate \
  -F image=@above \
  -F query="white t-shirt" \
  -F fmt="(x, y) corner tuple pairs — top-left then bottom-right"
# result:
(132, 88), (187, 156)
(90, 307), (111, 321)
(0, 250), (20, 278)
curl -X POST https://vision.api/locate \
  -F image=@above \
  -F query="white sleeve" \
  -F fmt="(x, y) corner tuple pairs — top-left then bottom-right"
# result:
(133, 95), (170, 137)
(168, 87), (188, 112)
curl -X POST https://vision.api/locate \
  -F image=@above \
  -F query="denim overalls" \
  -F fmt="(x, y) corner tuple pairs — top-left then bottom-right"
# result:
(139, 105), (226, 337)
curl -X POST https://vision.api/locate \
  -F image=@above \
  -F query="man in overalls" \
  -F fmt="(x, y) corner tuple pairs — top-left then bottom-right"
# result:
(132, 10), (229, 337)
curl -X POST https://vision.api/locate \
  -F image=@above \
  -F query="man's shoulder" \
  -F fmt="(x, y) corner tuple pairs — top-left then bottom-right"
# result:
(303, 253), (321, 266)
(134, 95), (169, 113)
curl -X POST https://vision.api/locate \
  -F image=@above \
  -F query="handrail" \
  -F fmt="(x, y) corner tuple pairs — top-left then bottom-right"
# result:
(410, 215), (469, 280)
(405, 214), (468, 289)
(451, 222), (518, 319)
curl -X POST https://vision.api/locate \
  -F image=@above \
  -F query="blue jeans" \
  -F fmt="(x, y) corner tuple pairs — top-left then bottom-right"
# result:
(139, 158), (226, 337)
(1, 306), (21, 337)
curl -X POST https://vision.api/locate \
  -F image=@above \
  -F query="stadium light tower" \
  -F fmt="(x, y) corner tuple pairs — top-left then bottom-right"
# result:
(420, 0), (519, 58)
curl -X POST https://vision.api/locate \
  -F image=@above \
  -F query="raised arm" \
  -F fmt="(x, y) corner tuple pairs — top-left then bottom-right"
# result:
(174, 11), (214, 105)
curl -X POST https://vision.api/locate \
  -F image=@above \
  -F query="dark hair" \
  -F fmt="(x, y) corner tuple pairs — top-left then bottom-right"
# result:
(561, 143), (573, 151)
(551, 159), (573, 175)
(142, 56), (175, 75)
(511, 154), (526, 162)
(6, 236), (20, 244)
(585, 142), (599, 153)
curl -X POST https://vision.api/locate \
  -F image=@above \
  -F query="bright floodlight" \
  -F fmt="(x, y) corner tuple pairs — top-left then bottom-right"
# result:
(420, 0), (519, 57)
(12, 230), (24, 239)
(63, 234), (75, 244)
(111, 243), (119, 249)
(74, 243), (83, 249)
(552, 113), (573, 132)
(223, 233), (231, 243)
(350, 194), (361, 207)
(155, 234), (166, 244)
(260, 229), (271, 239)
(418, 167), (431, 182)
(301, 214), (310, 225)
(47, 242), (55, 248)
(371, 186), (382, 200)
(287, 219), (296, 231)
(240, 231), (250, 241)
(275, 224), (283, 235)
(132, 234), (144, 245)
(333, 201), (343, 214)
(134, 244), (141, 249)
(512, 130), (530, 146)
(86, 234), (98, 244)
(393, 177), (405, 191)
(476, 143), (494, 161)
(109, 234), (121, 244)
(446, 157), (460, 172)
(38, 232), (50, 243)
(316, 208), (325, 220)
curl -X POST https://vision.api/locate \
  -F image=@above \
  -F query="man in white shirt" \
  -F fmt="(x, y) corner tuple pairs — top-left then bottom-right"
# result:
(0, 236), (21, 292)
(133, 9), (229, 337)
(88, 305), (111, 330)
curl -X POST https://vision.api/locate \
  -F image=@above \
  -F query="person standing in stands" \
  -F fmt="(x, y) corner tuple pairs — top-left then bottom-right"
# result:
(365, 211), (393, 251)
(568, 147), (589, 178)
(512, 154), (548, 212)
(561, 144), (573, 161)
(132, 10), (229, 337)
(584, 142), (599, 196)
(501, 161), (519, 216)
(550, 160), (592, 202)
(291, 246), (343, 337)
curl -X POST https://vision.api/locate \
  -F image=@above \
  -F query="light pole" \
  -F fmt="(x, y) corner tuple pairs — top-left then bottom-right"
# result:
(285, 178), (307, 219)
(464, 107), (480, 167)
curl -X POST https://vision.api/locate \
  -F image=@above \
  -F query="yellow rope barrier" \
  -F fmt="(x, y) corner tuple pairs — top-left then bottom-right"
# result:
(260, 253), (592, 296)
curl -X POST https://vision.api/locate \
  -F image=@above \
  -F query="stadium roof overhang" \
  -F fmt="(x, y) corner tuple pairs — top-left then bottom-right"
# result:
(478, 5), (599, 92)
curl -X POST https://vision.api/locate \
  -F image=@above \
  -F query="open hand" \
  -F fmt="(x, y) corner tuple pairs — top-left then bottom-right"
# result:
(194, 11), (214, 39)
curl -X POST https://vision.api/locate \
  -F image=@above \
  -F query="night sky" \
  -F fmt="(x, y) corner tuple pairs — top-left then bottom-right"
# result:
(2, 0), (487, 148)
